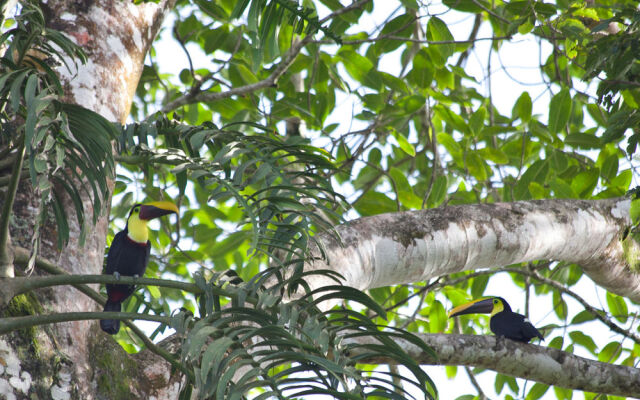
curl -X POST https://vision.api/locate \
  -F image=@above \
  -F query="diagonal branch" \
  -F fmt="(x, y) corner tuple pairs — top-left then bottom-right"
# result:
(160, 34), (311, 112)
(349, 333), (640, 398)
(159, 0), (372, 113)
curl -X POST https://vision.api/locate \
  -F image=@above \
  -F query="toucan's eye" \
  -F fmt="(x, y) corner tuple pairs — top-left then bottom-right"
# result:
(494, 299), (498, 304)
(134, 207), (140, 213)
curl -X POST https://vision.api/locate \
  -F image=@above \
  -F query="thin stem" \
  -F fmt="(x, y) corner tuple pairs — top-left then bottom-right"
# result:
(7, 274), (206, 297)
(0, 311), (170, 335)
(0, 141), (25, 277)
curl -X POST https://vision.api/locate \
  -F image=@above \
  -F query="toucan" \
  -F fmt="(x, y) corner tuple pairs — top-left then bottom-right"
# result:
(448, 297), (544, 343)
(100, 201), (179, 335)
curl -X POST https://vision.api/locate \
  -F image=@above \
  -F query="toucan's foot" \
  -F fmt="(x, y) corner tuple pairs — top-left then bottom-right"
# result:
(114, 271), (121, 280)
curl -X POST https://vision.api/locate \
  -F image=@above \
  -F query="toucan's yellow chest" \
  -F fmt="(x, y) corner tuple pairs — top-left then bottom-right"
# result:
(126, 213), (149, 244)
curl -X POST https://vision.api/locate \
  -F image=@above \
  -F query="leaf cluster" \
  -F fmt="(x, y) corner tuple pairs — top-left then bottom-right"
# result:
(172, 269), (436, 399)
(118, 115), (343, 265)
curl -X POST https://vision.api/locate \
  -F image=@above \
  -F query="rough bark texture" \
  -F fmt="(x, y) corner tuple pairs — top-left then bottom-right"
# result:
(0, 1), (176, 399)
(308, 198), (640, 301)
(348, 333), (640, 398)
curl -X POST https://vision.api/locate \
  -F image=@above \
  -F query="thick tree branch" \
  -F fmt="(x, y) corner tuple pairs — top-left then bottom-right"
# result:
(308, 197), (640, 301)
(350, 334), (640, 398)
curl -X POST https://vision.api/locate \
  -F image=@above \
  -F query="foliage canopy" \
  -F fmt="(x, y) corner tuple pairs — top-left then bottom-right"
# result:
(2, 0), (640, 398)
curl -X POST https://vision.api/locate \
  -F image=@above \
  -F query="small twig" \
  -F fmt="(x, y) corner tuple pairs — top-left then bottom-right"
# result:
(456, 14), (483, 68)
(465, 366), (488, 400)
(318, 0), (371, 24)
(172, 22), (195, 79)
(455, 320), (489, 399)
(333, 34), (511, 46)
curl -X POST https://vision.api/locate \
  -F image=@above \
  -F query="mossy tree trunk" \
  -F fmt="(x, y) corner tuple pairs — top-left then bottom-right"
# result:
(0, 2), (179, 399)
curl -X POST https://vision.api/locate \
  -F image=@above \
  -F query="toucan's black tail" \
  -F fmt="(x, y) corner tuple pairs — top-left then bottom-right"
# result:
(100, 300), (121, 334)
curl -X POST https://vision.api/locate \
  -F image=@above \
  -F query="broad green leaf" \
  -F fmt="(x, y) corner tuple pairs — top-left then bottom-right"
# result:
(513, 91), (532, 122)
(548, 88), (571, 134)
(610, 169), (632, 189)
(569, 331), (597, 354)
(548, 336), (564, 349)
(338, 49), (373, 84)
(553, 291), (567, 320)
(526, 383), (549, 400)
(408, 48), (434, 87)
(528, 181), (546, 199)
(399, 94), (426, 113)
(389, 167), (421, 209)
(426, 17), (455, 66)
(514, 160), (549, 200)
(469, 107), (486, 135)
(429, 300), (447, 333)
(391, 129), (416, 156)
(466, 151), (488, 181)
(630, 199), (640, 224)
(443, 0), (486, 12)
(427, 175), (447, 207)
(550, 179), (577, 199)
(549, 150), (568, 172)
(570, 310), (597, 324)
(606, 292), (628, 323)
(564, 132), (600, 149)
(570, 168), (599, 197)
(435, 104), (469, 135)
(478, 147), (509, 164)
(600, 155), (619, 181)
(148, 285), (161, 299)
(354, 191), (397, 216)
(598, 341), (622, 362)
(229, 63), (258, 85)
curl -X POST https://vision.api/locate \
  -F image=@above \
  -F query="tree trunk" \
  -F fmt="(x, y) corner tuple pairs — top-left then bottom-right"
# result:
(1, 2), (177, 399)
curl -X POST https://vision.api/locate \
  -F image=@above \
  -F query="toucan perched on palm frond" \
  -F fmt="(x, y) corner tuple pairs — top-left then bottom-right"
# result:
(100, 201), (179, 335)
(448, 297), (544, 343)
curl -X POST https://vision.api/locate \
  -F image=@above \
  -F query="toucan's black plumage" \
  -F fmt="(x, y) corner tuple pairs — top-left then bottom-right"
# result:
(100, 201), (178, 335)
(448, 297), (543, 343)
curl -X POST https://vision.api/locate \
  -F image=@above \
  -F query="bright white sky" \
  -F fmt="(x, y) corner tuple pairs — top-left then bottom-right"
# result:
(147, 2), (632, 399)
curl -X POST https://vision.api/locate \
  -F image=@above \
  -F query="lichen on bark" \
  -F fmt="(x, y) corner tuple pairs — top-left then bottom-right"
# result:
(89, 330), (141, 400)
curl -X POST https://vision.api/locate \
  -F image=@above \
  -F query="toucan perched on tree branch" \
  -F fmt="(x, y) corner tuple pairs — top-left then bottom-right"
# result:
(448, 297), (544, 343)
(100, 201), (179, 335)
